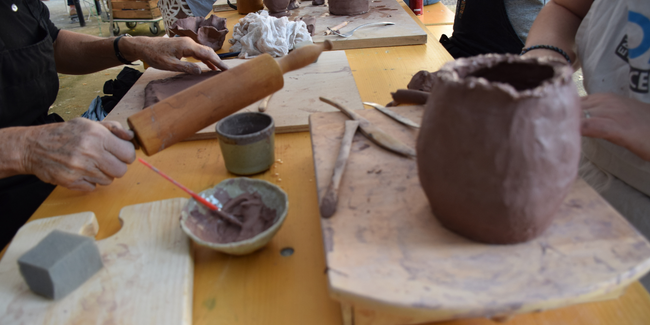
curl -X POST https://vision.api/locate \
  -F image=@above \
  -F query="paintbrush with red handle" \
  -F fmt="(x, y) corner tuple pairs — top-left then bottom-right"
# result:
(137, 158), (242, 226)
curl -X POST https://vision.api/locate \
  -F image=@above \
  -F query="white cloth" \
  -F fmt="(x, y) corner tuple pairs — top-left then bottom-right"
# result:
(576, 0), (650, 197)
(228, 11), (312, 58)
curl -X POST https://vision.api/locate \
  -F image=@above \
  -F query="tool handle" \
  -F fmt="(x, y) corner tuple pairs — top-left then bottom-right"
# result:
(278, 40), (333, 74)
(320, 120), (359, 218)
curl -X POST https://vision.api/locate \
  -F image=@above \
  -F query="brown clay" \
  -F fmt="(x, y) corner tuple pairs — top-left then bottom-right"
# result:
(184, 191), (277, 243)
(287, 0), (300, 10)
(328, 0), (369, 16)
(143, 70), (222, 108)
(312, 0), (324, 5)
(416, 54), (580, 244)
(295, 15), (316, 35)
(407, 70), (439, 92)
(390, 89), (429, 105)
(169, 16), (229, 51)
(264, 0), (290, 17)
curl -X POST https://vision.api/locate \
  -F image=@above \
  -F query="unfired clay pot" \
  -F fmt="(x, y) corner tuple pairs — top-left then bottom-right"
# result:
(416, 54), (580, 244)
(264, 0), (290, 17)
(329, 0), (369, 16)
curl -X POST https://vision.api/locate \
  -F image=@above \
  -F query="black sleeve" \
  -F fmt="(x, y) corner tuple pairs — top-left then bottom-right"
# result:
(36, 0), (61, 41)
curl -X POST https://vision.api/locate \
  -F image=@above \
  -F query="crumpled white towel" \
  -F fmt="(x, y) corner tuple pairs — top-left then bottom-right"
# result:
(229, 11), (313, 58)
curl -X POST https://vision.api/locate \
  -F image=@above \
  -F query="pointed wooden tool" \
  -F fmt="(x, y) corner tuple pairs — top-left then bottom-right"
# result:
(320, 120), (359, 218)
(320, 97), (416, 157)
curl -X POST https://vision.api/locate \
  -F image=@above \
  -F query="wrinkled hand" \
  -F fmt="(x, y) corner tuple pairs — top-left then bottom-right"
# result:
(129, 36), (228, 75)
(24, 118), (136, 191)
(581, 93), (650, 161)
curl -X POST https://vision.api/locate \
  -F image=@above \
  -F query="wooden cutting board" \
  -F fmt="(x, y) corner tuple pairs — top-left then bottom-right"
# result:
(289, 0), (427, 50)
(309, 106), (650, 324)
(0, 198), (192, 325)
(104, 50), (363, 138)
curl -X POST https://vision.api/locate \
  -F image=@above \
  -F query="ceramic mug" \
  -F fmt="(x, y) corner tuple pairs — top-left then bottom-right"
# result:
(216, 112), (275, 175)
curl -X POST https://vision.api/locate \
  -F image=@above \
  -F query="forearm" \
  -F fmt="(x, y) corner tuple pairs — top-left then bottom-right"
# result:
(0, 127), (36, 178)
(523, 0), (592, 66)
(53, 30), (128, 74)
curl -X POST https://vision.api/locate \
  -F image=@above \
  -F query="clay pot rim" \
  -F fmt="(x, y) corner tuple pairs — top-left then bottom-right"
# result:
(437, 54), (574, 99)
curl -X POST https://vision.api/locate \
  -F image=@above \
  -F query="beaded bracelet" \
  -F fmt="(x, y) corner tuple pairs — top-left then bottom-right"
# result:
(520, 45), (571, 64)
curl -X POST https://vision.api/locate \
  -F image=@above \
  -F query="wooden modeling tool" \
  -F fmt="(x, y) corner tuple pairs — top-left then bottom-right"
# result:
(320, 120), (359, 218)
(320, 97), (416, 157)
(363, 102), (420, 128)
(127, 41), (333, 156)
(258, 94), (273, 112)
(137, 158), (242, 226)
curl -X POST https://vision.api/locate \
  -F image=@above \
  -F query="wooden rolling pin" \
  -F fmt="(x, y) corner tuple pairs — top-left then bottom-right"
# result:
(127, 41), (333, 156)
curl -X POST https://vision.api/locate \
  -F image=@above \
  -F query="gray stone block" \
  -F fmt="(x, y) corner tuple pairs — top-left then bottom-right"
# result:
(17, 230), (103, 300)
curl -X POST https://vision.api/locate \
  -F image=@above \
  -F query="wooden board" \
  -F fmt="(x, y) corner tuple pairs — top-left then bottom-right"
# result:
(288, 0), (427, 50)
(0, 198), (192, 325)
(104, 50), (363, 137)
(212, 0), (236, 12)
(309, 106), (650, 324)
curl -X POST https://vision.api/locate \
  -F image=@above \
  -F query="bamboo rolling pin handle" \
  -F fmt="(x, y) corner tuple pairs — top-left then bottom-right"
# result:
(278, 40), (333, 74)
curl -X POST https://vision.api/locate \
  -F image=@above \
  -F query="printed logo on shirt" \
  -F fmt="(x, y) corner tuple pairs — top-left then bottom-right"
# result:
(616, 35), (628, 62)
(628, 11), (650, 93)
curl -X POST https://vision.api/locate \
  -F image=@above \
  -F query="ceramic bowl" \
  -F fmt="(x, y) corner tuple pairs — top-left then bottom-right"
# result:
(180, 178), (288, 255)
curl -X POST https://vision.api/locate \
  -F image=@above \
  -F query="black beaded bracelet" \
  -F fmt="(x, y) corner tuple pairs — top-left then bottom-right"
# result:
(113, 34), (137, 66)
(520, 45), (571, 64)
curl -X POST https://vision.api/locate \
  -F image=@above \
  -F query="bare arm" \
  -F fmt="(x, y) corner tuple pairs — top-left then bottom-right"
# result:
(53, 30), (229, 75)
(522, 0), (592, 66)
(0, 119), (136, 191)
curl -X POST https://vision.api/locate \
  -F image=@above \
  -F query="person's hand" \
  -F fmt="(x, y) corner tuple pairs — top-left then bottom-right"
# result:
(125, 36), (228, 75)
(581, 93), (650, 161)
(23, 118), (136, 191)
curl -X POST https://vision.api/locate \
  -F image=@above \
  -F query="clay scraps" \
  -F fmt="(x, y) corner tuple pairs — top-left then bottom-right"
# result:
(170, 16), (229, 51)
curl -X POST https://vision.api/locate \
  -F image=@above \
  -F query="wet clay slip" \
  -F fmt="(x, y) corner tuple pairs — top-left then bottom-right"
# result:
(416, 54), (580, 244)
(328, 0), (369, 16)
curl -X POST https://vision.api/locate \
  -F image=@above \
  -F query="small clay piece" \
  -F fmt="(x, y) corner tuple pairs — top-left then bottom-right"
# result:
(287, 0), (300, 10)
(18, 230), (103, 300)
(264, 0), (291, 17)
(184, 191), (278, 243)
(390, 89), (430, 105)
(144, 70), (222, 108)
(312, 0), (324, 5)
(407, 70), (439, 92)
(295, 15), (316, 35)
(416, 54), (581, 244)
(328, 0), (369, 16)
(170, 16), (229, 51)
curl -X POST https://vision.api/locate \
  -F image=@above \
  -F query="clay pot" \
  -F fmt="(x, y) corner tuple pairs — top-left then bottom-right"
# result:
(264, 0), (290, 17)
(416, 54), (580, 244)
(169, 16), (229, 51)
(238, 0), (264, 14)
(329, 0), (369, 16)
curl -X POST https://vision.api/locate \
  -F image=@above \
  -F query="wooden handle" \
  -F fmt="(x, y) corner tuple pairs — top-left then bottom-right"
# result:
(278, 40), (333, 74)
(320, 120), (359, 218)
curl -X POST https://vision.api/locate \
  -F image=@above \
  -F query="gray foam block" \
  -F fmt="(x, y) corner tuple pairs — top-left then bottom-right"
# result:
(17, 230), (104, 300)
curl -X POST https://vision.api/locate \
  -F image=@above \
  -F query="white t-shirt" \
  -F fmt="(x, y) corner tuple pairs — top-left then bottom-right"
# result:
(576, 0), (650, 196)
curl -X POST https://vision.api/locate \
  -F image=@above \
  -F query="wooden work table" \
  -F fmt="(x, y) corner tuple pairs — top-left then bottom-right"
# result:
(2, 1), (650, 324)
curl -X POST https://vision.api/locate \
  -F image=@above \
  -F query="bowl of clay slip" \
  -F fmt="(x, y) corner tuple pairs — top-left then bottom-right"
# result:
(180, 178), (288, 255)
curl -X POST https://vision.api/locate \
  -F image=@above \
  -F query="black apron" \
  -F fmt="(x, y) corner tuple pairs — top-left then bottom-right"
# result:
(0, 0), (62, 249)
(440, 0), (524, 59)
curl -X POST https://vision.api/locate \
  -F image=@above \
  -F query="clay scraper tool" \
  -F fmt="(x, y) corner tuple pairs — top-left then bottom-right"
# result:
(362, 102), (420, 128)
(319, 97), (416, 157)
(320, 120), (359, 218)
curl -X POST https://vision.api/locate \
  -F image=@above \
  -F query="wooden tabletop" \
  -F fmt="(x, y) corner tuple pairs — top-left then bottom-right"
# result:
(2, 1), (650, 324)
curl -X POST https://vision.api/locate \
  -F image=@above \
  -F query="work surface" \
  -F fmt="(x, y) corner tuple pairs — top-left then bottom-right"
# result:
(2, 1), (650, 325)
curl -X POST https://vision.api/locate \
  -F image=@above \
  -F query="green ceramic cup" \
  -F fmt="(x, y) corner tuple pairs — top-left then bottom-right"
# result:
(216, 112), (275, 175)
